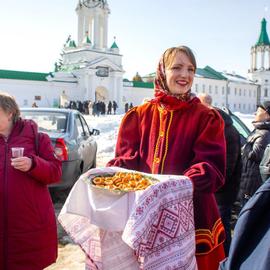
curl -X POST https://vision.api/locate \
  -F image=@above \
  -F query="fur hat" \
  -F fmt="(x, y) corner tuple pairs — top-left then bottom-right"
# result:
(258, 101), (270, 115)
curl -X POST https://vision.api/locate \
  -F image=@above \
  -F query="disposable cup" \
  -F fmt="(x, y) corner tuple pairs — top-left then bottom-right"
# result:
(11, 147), (24, 158)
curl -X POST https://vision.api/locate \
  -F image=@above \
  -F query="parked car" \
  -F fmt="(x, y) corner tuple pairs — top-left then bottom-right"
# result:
(220, 107), (252, 145)
(20, 108), (99, 196)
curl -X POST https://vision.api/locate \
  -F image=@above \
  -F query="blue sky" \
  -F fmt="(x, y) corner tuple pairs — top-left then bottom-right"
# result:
(0, 0), (269, 79)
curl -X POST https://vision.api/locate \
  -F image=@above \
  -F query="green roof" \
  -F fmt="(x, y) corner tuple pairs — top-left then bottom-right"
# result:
(132, 81), (154, 88)
(196, 66), (227, 80)
(110, 41), (119, 49)
(256, 18), (270, 46)
(84, 35), (91, 44)
(141, 66), (226, 81)
(69, 40), (77, 48)
(0, 69), (49, 81)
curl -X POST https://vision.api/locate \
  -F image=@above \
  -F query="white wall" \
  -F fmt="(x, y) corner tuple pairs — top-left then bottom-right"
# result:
(122, 85), (154, 108)
(0, 78), (79, 108)
(250, 70), (270, 104)
(193, 77), (227, 107)
(0, 75), (258, 114)
(227, 82), (257, 113)
(192, 77), (257, 113)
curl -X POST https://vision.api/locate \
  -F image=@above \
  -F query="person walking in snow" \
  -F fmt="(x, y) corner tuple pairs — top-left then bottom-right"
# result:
(107, 101), (112, 115)
(112, 100), (118, 114)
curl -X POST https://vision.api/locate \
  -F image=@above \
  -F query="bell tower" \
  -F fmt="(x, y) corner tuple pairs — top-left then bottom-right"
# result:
(250, 18), (270, 72)
(76, 0), (110, 49)
(53, 0), (124, 109)
(249, 18), (270, 103)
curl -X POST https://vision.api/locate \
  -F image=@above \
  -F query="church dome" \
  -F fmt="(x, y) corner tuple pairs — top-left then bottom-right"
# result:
(255, 18), (270, 46)
(132, 72), (142, 82)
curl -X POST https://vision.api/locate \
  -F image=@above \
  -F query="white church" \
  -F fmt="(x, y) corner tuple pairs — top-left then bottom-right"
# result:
(0, 0), (269, 113)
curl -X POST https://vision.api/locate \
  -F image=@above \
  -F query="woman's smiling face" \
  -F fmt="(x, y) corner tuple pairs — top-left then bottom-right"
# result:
(165, 51), (195, 95)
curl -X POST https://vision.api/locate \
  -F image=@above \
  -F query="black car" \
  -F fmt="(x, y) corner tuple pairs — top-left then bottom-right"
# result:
(21, 108), (98, 194)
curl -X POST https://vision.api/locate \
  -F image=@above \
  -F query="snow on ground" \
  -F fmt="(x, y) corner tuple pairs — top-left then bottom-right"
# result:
(84, 114), (123, 167)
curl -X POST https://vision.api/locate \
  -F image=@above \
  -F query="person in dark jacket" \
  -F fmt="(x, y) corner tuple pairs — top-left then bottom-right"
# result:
(124, 102), (129, 113)
(238, 101), (270, 207)
(215, 108), (242, 256)
(112, 100), (118, 114)
(219, 178), (270, 270)
(0, 92), (62, 270)
(107, 101), (112, 114)
(198, 93), (242, 256)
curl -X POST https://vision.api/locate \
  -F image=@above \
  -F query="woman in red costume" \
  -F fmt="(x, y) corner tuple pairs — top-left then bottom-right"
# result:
(108, 46), (226, 270)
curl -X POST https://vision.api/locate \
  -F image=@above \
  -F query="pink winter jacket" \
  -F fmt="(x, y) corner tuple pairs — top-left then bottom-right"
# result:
(0, 119), (62, 270)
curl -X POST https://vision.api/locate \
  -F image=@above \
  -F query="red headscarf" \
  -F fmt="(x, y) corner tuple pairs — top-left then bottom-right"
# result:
(152, 51), (197, 110)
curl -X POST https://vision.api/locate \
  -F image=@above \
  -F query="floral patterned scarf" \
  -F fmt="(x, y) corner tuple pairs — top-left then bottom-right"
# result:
(152, 53), (197, 110)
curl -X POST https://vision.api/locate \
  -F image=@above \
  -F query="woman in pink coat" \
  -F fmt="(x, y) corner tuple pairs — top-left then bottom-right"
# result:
(0, 92), (62, 270)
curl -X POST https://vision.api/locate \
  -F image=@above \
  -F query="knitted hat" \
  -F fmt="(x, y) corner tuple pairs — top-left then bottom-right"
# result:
(258, 101), (270, 115)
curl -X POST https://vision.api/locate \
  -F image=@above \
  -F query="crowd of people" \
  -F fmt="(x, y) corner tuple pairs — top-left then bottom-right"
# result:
(65, 100), (119, 116)
(124, 102), (133, 112)
(1, 45), (270, 270)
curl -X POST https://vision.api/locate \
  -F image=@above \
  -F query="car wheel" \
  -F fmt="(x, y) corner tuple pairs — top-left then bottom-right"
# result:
(50, 188), (71, 204)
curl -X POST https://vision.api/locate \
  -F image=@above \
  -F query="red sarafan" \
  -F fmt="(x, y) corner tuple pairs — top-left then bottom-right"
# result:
(108, 46), (226, 270)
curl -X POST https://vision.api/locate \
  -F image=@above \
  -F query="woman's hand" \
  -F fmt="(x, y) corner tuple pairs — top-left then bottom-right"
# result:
(11, 157), (32, 172)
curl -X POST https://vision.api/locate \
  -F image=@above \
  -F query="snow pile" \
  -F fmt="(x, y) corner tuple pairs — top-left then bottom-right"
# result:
(84, 114), (124, 166)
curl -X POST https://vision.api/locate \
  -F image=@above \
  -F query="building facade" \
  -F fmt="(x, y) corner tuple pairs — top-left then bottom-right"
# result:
(0, 1), (266, 113)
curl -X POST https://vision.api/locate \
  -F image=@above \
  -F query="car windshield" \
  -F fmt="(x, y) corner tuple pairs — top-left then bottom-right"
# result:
(21, 111), (68, 133)
(230, 114), (251, 139)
